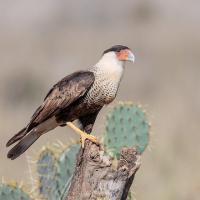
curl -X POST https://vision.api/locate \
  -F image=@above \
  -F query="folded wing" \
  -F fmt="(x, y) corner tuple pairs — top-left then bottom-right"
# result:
(27, 71), (95, 131)
(6, 71), (95, 149)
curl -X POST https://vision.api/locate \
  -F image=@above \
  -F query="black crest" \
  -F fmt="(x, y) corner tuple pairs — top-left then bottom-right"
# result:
(103, 45), (130, 54)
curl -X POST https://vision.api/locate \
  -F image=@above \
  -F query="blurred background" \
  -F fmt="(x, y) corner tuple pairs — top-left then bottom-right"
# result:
(0, 0), (200, 199)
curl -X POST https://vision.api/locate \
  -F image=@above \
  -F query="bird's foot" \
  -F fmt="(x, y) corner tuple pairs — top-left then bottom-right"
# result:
(79, 132), (98, 148)
(66, 122), (99, 148)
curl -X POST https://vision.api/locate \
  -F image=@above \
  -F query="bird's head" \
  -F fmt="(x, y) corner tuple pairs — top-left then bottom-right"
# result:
(103, 45), (135, 64)
(91, 45), (135, 75)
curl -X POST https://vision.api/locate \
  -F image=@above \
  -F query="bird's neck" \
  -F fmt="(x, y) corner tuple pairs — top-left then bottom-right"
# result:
(89, 53), (125, 82)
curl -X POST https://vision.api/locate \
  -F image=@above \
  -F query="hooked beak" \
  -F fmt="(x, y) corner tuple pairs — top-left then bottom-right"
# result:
(127, 50), (135, 63)
(117, 49), (135, 63)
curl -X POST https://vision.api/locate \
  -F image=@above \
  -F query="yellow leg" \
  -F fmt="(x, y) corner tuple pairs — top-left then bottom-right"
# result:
(66, 122), (99, 148)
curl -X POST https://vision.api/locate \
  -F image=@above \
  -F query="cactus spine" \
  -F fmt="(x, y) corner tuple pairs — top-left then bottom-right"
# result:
(103, 103), (150, 157)
(37, 143), (80, 200)
(0, 183), (32, 200)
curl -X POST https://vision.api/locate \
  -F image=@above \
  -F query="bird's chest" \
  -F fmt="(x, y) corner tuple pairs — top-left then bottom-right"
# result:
(85, 78), (119, 106)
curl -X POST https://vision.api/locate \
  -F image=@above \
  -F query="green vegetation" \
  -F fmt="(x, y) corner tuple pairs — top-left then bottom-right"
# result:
(37, 144), (80, 200)
(0, 183), (31, 200)
(104, 102), (150, 157)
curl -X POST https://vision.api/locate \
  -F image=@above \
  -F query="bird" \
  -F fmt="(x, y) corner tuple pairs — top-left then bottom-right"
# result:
(6, 45), (135, 160)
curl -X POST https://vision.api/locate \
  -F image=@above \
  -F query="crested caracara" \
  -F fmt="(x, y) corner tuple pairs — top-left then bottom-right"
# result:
(6, 45), (135, 160)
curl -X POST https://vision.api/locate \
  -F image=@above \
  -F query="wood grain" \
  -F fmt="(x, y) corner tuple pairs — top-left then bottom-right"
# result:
(64, 141), (141, 200)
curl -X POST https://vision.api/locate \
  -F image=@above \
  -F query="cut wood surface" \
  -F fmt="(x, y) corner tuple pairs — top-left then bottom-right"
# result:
(65, 140), (141, 200)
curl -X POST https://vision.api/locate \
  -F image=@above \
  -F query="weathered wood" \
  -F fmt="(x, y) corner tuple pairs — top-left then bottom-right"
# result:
(64, 140), (141, 200)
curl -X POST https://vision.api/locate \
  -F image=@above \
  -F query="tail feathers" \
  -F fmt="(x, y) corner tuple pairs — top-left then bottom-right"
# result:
(6, 127), (27, 147)
(7, 131), (40, 160)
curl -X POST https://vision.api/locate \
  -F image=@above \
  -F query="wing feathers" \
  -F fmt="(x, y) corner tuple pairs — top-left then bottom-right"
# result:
(7, 71), (95, 159)
(28, 71), (95, 129)
(6, 127), (27, 147)
(7, 130), (40, 160)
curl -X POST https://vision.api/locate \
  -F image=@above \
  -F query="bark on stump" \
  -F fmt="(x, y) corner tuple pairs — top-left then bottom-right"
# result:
(65, 141), (141, 200)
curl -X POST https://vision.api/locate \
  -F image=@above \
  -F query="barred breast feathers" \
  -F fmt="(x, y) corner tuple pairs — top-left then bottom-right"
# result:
(86, 51), (125, 105)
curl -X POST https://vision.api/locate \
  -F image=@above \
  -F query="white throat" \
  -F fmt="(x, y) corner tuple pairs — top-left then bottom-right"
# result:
(89, 52), (125, 82)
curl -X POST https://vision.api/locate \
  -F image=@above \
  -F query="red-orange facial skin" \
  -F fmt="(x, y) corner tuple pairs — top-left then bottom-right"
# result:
(116, 49), (129, 61)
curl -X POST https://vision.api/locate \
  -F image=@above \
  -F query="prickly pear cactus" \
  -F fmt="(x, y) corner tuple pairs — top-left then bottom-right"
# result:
(37, 148), (59, 200)
(37, 143), (80, 200)
(103, 103), (150, 157)
(58, 144), (80, 192)
(0, 183), (31, 200)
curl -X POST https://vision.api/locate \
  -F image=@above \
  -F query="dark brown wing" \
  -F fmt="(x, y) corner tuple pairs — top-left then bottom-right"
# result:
(27, 71), (95, 130)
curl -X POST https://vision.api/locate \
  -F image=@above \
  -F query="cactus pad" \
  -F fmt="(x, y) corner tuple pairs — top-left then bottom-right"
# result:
(37, 144), (80, 199)
(0, 183), (31, 200)
(103, 103), (150, 156)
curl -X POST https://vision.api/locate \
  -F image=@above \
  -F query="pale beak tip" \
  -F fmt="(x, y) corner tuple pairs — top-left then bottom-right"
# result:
(128, 51), (135, 63)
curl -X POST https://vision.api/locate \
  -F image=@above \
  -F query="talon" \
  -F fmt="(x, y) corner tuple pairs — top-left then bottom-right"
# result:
(67, 122), (99, 148)
(80, 132), (99, 148)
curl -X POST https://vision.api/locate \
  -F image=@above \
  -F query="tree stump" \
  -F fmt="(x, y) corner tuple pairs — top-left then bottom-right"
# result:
(64, 141), (141, 200)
